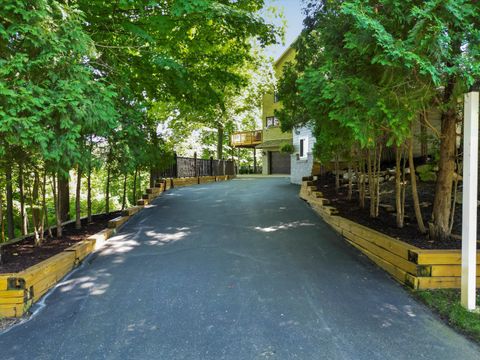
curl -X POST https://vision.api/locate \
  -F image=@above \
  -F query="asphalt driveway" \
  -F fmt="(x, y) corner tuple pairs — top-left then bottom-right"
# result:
(0, 177), (478, 359)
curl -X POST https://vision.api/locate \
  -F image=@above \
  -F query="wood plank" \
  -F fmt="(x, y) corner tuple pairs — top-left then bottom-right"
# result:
(146, 187), (162, 195)
(87, 228), (115, 243)
(173, 178), (199, 187)
(409, 249), (480, 265)
(0, 275), (16, 291)
(137, 199), (149, 206)
(0, 296), (25, 305)
(108, 216), (129, 229)
(0, 304), (23, 318)
(65, 240), (95, 262)
(19, 252), (75, 276)
(199, 176), (216, 184)
(347, 241), (407, 284)
(122, 206), (142, 216)
(343, 229), (418, 274)
(430, 264), (480, 277)
(0, 290), (25, 307)
(88, 228), (115, 251)
(415, 276), (480, 290)
(0, 290), (24, 299)
(28, 262), (75, 301)
(142, 193), (155, 201)
(310, 204), (333, 220)
(18, 252), (76, 285)
(340, 218), (417, 259)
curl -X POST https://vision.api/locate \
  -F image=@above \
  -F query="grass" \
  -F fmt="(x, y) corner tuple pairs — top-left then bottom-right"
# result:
(415, 289), (480, 343)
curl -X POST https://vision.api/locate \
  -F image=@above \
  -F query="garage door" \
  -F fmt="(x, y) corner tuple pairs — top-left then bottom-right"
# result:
(270, 151), (291, 174)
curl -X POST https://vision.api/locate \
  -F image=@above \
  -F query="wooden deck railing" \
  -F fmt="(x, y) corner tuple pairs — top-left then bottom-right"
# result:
(231, 130), (262, 148)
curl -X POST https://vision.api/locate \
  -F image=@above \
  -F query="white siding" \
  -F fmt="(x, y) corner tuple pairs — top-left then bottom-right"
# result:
(291, 126), (316, 184)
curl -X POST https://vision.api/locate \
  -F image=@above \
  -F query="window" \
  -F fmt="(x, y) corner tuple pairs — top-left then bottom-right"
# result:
(274, 91), (279, 103)
(299, 137), (308, 159)
(266, 116), (279, 128)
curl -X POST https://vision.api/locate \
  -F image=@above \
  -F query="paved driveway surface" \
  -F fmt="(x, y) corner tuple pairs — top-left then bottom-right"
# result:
(0, 177), (478, 359)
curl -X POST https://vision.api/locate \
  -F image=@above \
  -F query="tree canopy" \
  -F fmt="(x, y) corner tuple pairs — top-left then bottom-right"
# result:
(277, 0), (480, 239)
(0, 0), (281, 241)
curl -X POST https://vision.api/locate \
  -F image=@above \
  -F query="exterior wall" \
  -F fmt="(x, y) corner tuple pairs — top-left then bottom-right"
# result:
(291, 126), (316, 184)
(261, 48), (295, 144)
(260, 47), (297, 175)
(262, 151), (269, 175)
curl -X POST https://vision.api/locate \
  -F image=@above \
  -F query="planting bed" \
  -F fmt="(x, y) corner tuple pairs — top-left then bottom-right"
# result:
(0, 212), (121, 274)
(314, 173), (471, 249)
(300, 178), (480, 290)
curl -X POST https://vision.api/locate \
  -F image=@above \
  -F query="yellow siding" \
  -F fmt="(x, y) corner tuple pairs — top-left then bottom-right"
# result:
(262, 47), (296, 143)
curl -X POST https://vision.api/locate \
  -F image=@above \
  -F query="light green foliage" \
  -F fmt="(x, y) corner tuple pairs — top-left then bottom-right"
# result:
(0, 0), (280, 241)
(0, 1), (118, 169)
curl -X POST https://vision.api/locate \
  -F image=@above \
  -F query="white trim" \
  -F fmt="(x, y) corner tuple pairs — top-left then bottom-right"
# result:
(461, 91), (479, 310)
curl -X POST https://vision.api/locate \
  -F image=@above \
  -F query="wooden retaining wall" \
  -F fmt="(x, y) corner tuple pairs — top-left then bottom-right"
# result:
(0, 175), (235, 318)
(300, 179), (480, 290)
(172, 177), (200, 187)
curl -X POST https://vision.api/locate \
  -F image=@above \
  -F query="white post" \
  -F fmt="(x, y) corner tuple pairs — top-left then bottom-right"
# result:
(461, 91), (479, 310)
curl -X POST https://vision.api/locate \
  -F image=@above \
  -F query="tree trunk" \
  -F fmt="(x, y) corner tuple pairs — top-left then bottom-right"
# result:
(26, 178), (40, 245)
(334, 155), (340, 193)
(368, 144), (382, 218)
(32, 169), (41, 231)
(367, 149), (375, 218)
(40, 169), (48, 242)
(87, 139), (93, 223)
(374, 144), (382, 218)
(395, 145), (404, 228)
(0, 186), (4, 242)
(18, 160), (28, 235)
(431, 85), (457, 240)
(87, 162), (92, 223)
(105, 165), (111, 215)
(122, 173), (127, 210)
(75, 166), (82, 230)
(54, 174), (63, 238)
(45, 172), (52, 238)
(58, 173), (70, 222)
(217, 125), (224, 160)
(358, 152), (366, 209)
(347, 161), (353, 201)
(5, 163), (14, 240)
(149, 170), (155, 189)
(409, 136), (426, 234)
(420, 112), (428, 162)
(132, 167), (138, 205)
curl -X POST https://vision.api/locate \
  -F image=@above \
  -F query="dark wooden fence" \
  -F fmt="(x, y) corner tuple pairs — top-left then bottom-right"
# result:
(158, 153), (235, 179)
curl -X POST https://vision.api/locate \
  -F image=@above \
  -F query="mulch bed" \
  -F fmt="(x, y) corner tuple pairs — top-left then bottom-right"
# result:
(0, 212), (121, 274)
(315, 174), (474, 250)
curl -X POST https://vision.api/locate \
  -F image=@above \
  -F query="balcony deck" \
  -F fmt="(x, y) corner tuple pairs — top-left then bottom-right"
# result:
(231, 130), (262, 148)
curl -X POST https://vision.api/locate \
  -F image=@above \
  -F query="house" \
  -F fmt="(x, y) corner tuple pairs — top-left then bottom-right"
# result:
(231, 46), (317, 182)
(290, 125), (316, 184)
(256, 47), (295, 175)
